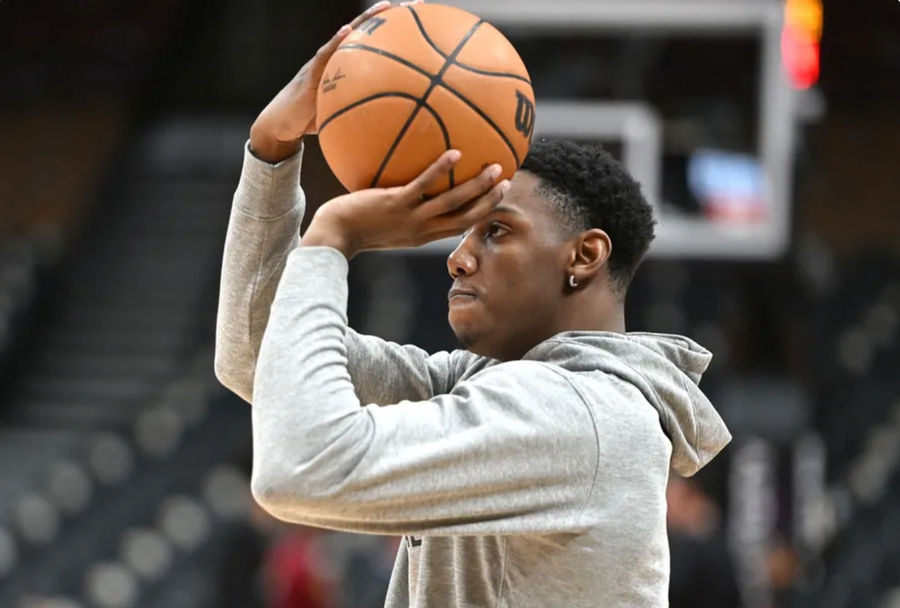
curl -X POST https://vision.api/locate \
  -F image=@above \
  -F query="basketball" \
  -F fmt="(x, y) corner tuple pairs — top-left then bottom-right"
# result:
(315, 3), (535, 195)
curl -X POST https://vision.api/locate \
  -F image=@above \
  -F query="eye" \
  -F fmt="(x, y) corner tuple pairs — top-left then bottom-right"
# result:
(485, 222), (508, 239)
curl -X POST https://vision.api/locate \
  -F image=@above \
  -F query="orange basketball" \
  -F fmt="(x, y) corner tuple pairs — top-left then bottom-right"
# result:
(316, 3), (535, 195)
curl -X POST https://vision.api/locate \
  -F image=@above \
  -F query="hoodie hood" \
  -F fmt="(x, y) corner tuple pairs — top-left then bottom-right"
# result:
(522, 330), (731, 477)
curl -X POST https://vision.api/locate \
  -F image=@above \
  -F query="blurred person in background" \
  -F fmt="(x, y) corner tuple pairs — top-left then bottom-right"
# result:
(212, 450), (339, 608)
(215, 2), (731, 606)
(213, 496), (339, 608)
(765, 536), (800, 608)
(667, 475), (741, 608)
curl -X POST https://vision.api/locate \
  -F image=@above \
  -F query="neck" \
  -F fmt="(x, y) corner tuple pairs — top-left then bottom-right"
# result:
(593, 305), (626, 333)
(558, 288), (626, 334)
(483, 290), (627, 362)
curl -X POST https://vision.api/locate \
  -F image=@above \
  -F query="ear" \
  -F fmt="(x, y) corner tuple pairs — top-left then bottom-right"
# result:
(567, 229), (611, 284)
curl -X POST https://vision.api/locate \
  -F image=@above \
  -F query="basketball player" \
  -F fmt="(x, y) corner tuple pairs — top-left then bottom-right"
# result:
(215, 2), (732, 606)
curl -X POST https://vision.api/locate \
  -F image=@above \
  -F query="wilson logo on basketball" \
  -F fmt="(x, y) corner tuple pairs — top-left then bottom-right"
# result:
(359, 16), (387, 36)
(514, 91), (535, 138)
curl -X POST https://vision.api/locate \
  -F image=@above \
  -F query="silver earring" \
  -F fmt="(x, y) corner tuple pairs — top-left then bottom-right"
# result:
(569, 275), (579, 288)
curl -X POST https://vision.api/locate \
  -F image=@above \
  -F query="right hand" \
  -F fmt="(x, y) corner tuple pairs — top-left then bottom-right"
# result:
(301, 151), (509, 258)
(249, 0), (398, 163)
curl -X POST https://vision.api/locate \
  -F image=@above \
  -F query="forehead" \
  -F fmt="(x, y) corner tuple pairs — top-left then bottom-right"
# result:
(497, 170), (557, 225)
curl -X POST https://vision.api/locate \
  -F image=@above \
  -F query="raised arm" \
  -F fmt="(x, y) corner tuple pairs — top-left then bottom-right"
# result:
(214, 144), (305, 403)
(214, 1), (483, 404)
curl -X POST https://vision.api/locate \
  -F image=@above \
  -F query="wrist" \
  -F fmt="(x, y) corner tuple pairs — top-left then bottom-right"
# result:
(249, 122), (303, 164)
(301, 212), (358, 260)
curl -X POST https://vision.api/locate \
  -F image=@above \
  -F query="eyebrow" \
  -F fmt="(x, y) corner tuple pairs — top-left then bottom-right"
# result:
(491, 204), (523, 216)
(460, 205), (524, 240)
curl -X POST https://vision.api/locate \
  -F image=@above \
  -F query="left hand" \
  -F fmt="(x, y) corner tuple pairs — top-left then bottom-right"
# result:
(301, 150), (510, 259)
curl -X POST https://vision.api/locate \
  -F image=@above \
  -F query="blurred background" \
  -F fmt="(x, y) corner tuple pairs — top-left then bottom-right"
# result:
(0, 0), (898, 606)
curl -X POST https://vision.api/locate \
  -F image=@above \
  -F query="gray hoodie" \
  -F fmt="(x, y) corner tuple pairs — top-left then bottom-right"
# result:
(215, 144), (732, 607)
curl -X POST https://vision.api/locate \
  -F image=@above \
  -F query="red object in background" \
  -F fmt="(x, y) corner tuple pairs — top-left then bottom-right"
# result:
(782, 28), (820, 90)
(266, 532), (335, 608)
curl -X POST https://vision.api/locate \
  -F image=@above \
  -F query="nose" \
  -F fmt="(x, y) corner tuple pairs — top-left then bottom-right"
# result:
(447, 234), (478, 279)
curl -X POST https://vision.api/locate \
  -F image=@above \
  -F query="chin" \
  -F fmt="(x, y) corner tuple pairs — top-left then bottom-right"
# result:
(450, 320), (484, 352)
(449, 306), (499, 357)
(451, 325), (501, 359)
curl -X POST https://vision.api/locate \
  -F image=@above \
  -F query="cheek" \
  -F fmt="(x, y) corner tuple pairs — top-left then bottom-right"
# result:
(482, 250), (557, 310)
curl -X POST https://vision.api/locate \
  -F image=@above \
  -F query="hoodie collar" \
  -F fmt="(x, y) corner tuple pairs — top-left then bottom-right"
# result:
(520, 330), (731, 477)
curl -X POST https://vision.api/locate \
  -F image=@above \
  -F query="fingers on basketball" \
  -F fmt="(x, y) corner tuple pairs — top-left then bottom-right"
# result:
(444, 165), (502, 212)
(424, 177), (509, 240)
(403, 150), (460, 201)
(418, 162), (500, 215)
(445, 178), (508, 224)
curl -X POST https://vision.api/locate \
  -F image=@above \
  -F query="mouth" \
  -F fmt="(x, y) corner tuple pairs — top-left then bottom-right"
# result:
(448, 288), (478, 302)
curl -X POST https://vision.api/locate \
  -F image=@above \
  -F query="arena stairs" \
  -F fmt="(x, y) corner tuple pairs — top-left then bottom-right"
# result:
(0, 117), (253, 608)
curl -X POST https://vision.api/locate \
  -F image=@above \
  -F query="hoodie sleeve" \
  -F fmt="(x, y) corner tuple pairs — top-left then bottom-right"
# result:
(251, 246), (600, 536)
(214, 142), (477, 404)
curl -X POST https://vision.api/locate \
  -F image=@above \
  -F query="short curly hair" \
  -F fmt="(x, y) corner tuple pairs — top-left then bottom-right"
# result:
(521, 138), (656, 294)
